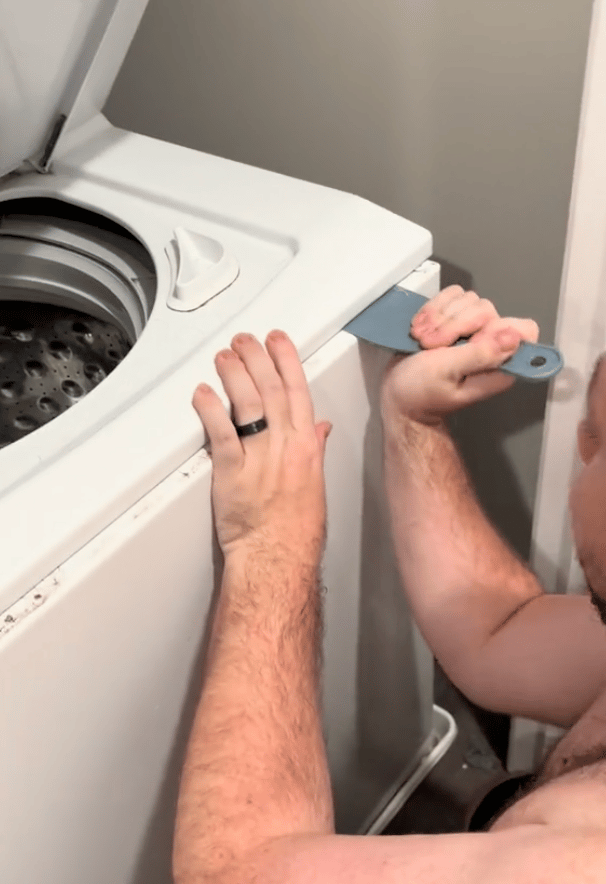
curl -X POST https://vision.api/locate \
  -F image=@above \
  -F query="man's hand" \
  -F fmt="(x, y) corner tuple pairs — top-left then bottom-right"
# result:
(381, 286), (539, 424)
(192, 330), (331, 561)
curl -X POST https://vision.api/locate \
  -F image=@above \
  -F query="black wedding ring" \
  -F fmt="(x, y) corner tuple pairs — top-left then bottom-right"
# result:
(234, 417), (268, 437)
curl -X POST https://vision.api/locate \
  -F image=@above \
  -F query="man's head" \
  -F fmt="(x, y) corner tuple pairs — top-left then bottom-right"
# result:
(570, 354), (606, 625)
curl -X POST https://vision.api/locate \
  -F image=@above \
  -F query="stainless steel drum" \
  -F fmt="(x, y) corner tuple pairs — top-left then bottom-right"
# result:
(0, 198), (156, 449)
(0, 302), (132, 447)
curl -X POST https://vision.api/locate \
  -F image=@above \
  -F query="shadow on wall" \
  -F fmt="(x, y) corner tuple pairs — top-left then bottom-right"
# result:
(434, 256), (474, 293)
(450, 385), (548, 559)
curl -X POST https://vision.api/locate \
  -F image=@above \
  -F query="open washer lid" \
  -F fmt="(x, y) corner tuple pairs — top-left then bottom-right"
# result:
(0, 0), (149, 179)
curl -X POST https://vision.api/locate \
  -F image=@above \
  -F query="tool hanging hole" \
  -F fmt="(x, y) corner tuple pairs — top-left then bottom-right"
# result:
(530, 355), (546, 367)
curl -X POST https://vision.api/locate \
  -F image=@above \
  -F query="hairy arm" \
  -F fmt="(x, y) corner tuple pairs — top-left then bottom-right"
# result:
(173, 550), (333, 883)
(381, 411), (542, 683)
(379, 288), (606, 726)
(172, 330), (333, 883)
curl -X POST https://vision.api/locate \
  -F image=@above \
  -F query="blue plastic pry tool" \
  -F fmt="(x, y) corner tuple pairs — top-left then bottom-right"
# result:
(344, 287), (563, 382)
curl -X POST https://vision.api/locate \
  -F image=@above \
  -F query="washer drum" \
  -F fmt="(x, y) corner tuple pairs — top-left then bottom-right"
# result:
(0, 199), (156, 448)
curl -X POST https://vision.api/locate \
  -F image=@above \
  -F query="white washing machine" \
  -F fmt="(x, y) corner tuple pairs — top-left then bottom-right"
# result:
(0, 2), (446, 882)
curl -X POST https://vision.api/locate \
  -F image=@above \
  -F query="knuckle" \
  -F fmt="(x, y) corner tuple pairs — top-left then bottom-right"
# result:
(502, 316), (539, 342)
(525, 319), (540, 341)
(483, 317), (505, 334)
(294, 431), (316, 456)
(475, 337), (501, 364)
(422, 304), (440, 324)
(216, 428), (237, 448)
(265, 378), (284, 397)
(241, 396), (263, 413)
(442, 284), (465, 298)
(477, 297), (498, 316)
(290, 433), (318, 463)
(285, 377), (306, 396)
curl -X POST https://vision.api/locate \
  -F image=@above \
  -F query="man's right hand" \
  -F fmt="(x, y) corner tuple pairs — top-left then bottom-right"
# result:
(381, 285), (539, 425)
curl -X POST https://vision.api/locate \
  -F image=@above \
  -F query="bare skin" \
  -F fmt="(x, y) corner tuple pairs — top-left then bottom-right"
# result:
(173, 288), (606, 883)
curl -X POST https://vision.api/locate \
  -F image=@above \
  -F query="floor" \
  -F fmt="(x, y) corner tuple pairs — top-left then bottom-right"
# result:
(381, 665), (511, 835)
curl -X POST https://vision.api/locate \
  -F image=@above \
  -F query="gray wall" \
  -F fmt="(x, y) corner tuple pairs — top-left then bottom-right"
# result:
(106, 0), (593, 555)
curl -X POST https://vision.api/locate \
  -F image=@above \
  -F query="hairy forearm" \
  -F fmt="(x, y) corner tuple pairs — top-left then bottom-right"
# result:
(382, 408), (543, 679)
(173, 551), (333, 884)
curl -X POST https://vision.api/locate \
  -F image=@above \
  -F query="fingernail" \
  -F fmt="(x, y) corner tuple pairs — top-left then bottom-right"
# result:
(267, 329), (287, 342)
(195, 383), (211, 394)
(232, 333), (255, 346)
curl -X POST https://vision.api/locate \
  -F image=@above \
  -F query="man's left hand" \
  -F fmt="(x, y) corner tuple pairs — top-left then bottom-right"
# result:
(192, 330), (331, 563)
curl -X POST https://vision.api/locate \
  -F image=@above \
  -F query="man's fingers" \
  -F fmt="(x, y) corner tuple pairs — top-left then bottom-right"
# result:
(411, 289), (540, 355)
(411, 286), (475, 337)
(434, 318), (534, 380)
(383, 293), (543, 421)
(413, 284), (468, 318)
(192, 383), (243, 469)
(414, 297), (499, 348)
(315, 420), (332, 459)
(265, 330), (315, 430)
(231, 333), (290, 429)
(210, 331), (320, 441)
(496, 316), (539, 344)
(215, 348), (265, 429)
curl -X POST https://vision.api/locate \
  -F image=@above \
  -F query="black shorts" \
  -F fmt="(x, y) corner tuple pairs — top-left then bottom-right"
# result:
(465, 773), (536, 832)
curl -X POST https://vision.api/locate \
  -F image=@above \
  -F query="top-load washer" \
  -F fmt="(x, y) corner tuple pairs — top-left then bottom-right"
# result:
(0, 2), (444, 883)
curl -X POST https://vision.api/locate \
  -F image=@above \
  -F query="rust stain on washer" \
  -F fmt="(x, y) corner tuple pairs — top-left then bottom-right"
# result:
(179, 449), (210, 479)
(0, 571), (60, 640)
